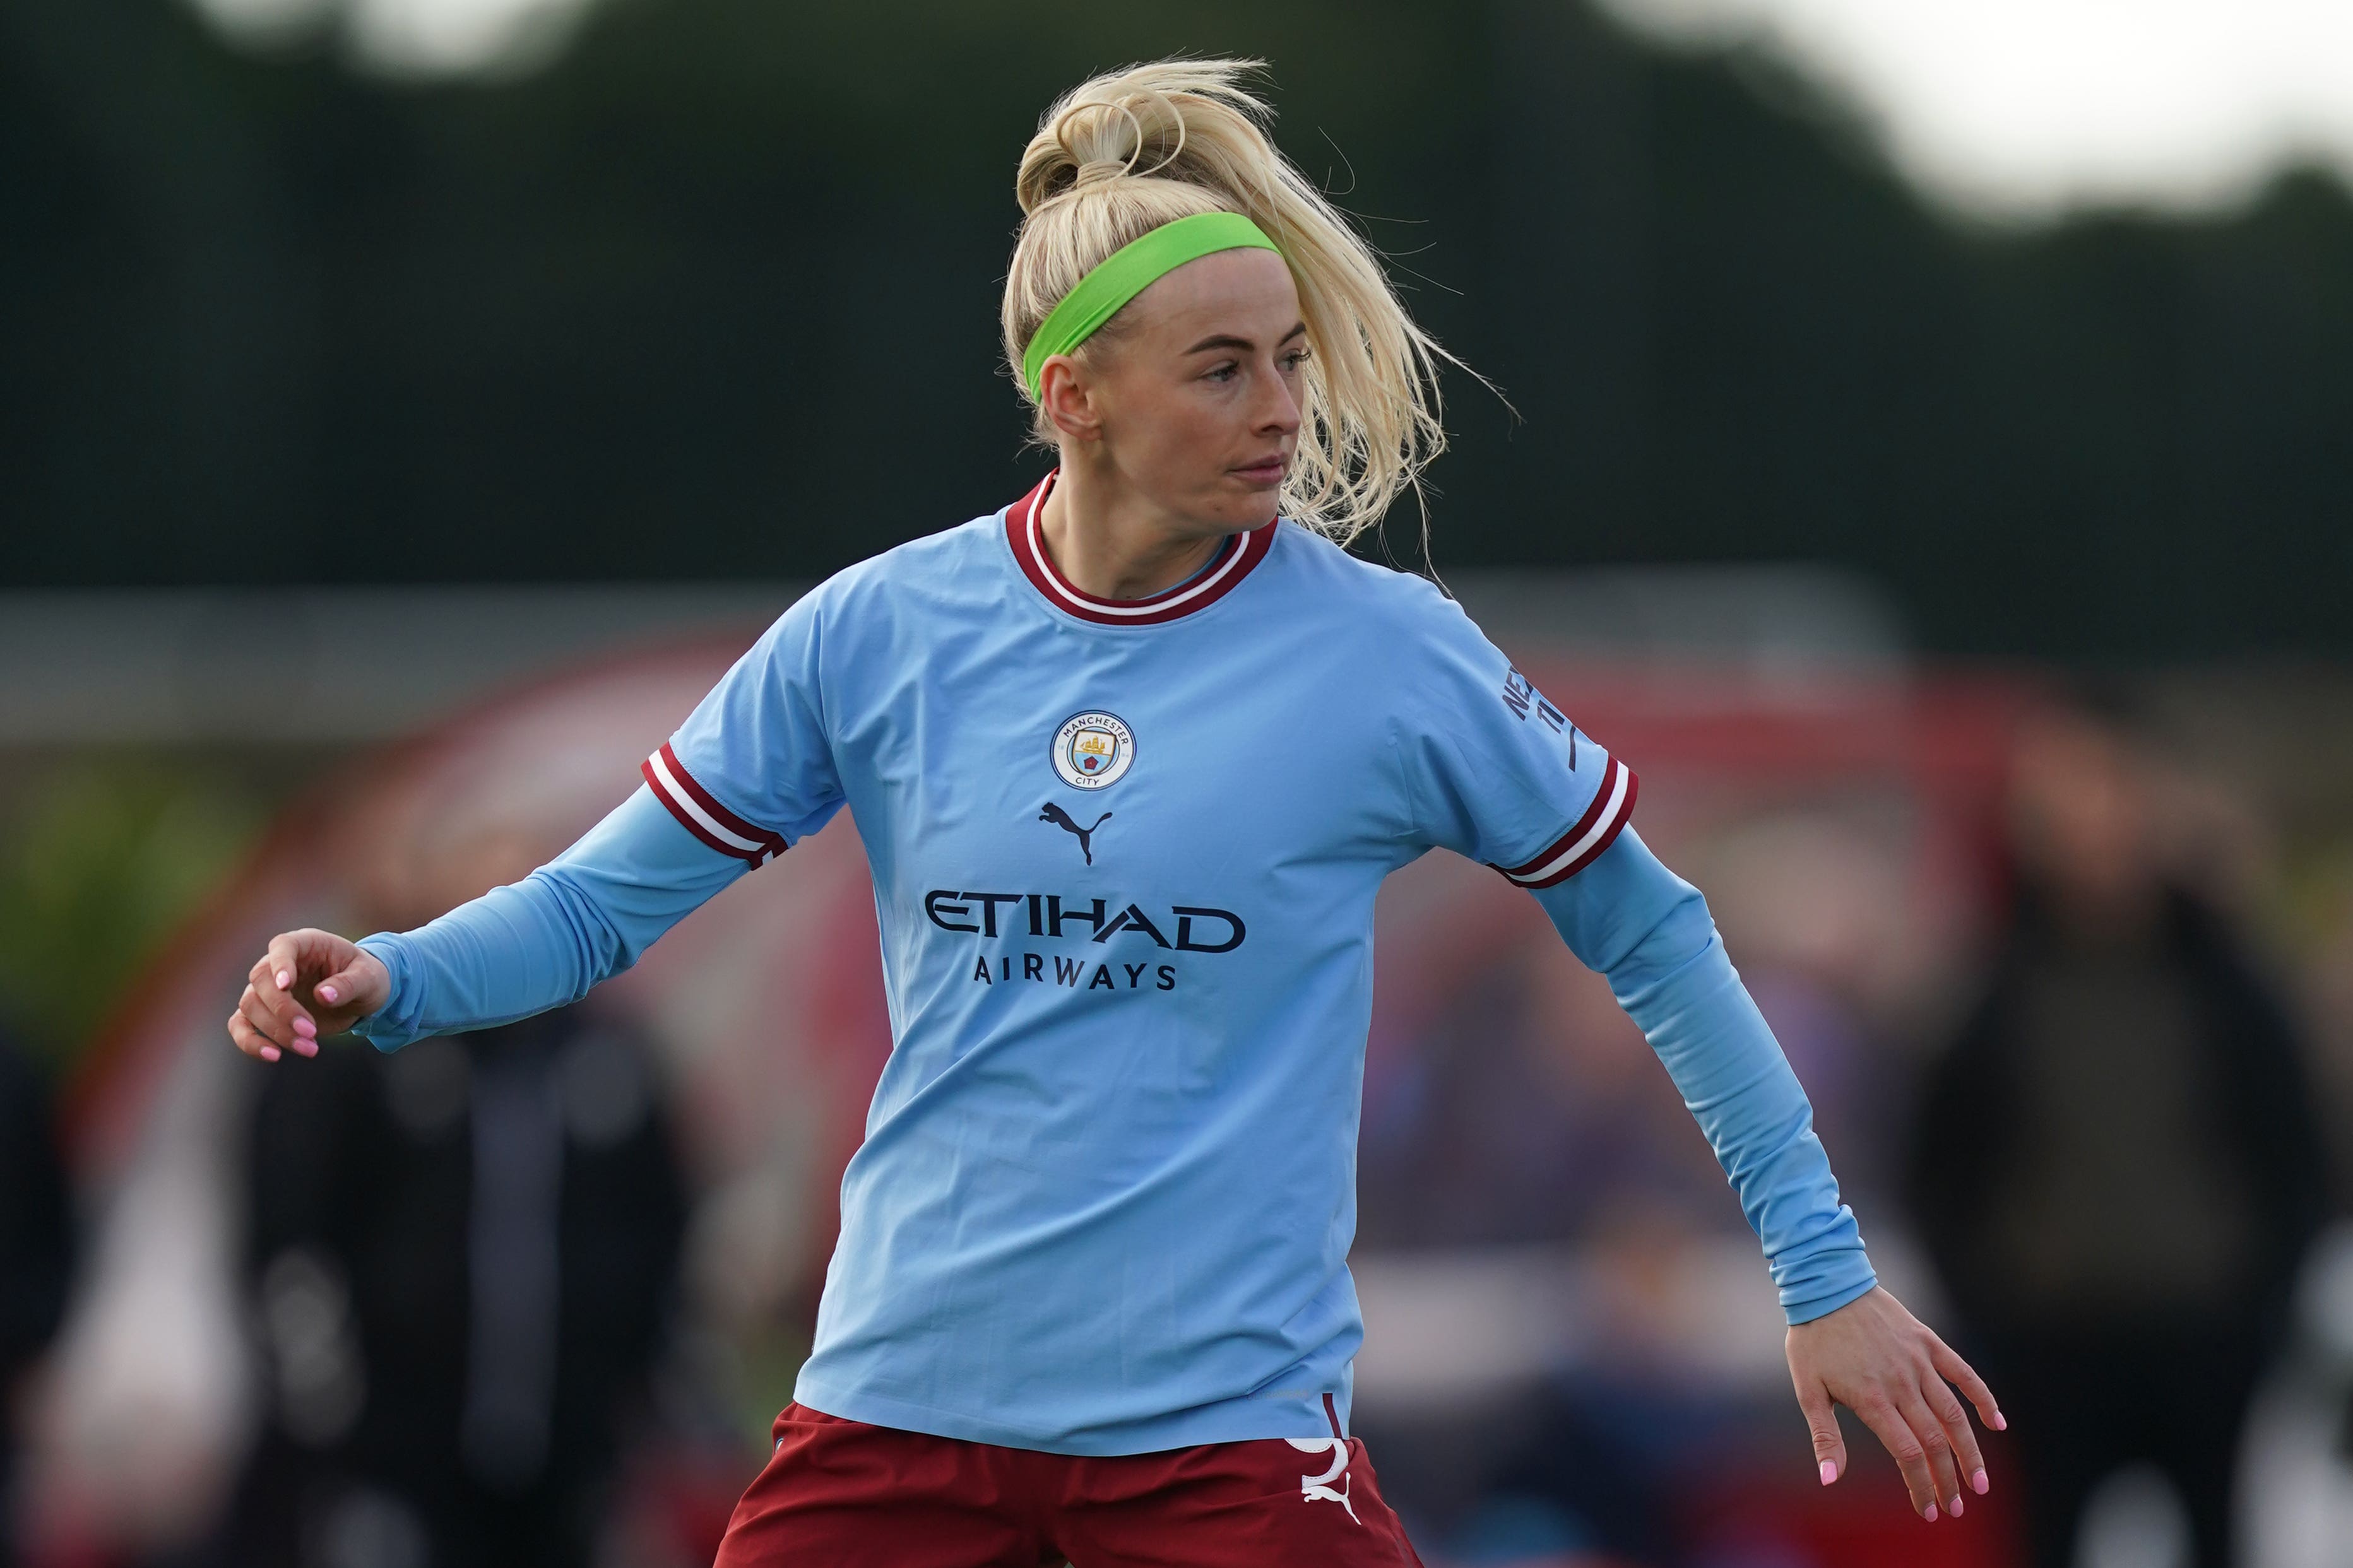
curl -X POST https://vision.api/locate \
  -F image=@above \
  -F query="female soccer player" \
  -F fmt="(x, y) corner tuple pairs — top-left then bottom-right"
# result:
(230, 59), (2002, 1564)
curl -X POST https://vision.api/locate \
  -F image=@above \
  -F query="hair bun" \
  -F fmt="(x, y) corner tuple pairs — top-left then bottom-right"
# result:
(1071, 156), (1136, 191)
(1016, 74), (1196, 215)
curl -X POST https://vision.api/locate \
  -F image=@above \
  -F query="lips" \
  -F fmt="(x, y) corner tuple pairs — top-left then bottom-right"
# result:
(1232, 456), (1288, 485)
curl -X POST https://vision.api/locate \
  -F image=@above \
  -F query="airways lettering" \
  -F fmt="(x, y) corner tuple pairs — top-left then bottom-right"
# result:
(978, 953), (1179, 991)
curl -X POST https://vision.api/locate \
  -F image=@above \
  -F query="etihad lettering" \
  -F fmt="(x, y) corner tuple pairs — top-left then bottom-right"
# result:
(1045, 895), (1105, 938)
(1172, 906), (1245, 953)
(1094, 905), (1170, 946)
(968, 892), (1025, 936)
(927, 891), (1033, 938)
(925, 890), (978, 933)
(926, 890), (1247, 953)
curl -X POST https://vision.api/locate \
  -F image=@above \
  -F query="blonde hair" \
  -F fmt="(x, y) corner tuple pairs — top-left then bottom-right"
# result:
(1004, 58), (1458, 546)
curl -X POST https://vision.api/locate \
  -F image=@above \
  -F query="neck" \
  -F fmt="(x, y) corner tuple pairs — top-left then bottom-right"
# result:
(1038, 458), (1224, 601)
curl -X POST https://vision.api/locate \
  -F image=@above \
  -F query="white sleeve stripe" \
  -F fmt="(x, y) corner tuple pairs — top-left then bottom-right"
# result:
(1503, 758), (1633, 887)
(645, 748), (773, 860)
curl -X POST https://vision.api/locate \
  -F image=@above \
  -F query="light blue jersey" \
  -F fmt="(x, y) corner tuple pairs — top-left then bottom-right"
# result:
(355, 473), (1876, 1454)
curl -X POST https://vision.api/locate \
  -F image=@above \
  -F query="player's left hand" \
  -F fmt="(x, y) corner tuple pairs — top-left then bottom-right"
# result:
(1785, 1285), (2004, 1523)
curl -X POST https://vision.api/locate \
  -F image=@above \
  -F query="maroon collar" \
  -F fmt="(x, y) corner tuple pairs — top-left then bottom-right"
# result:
(1004, 470), (1276, 627)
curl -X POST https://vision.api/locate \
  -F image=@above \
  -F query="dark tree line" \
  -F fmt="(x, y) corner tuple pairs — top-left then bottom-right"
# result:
(5, 0), (2349, 656)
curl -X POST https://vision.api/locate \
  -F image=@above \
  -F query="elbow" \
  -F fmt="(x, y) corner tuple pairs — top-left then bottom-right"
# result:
(1601, 884), (1721, 994)
(1532, 828), (1724, 983)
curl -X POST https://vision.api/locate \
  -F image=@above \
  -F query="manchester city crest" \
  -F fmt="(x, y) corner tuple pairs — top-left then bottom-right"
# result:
(1052, 710), (1135, 790)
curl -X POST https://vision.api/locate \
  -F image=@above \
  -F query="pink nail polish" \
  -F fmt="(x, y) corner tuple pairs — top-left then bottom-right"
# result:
(1972, 1468), (1989, 1495)
(1819, 1461), (1836, 1486)
(1994, 1413), (2008, 1431)
(1924, 1503), (1938, 1523)
(261, 1046), (280, 1061)
(319, 985), (339, 1004)
(1949, 1495), (1964, 1516)
(276, 970), (291, 989)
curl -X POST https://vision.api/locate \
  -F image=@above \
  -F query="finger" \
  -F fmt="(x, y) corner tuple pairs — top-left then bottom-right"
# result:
(263, 933), (304, 996)
(239, 984), (290, 1047)
(239, 984), (314, 1056)
(1852, 1394), (1939, 1521)
(1931, 1337), (2006, 1437)
(227, 1010), (282, 1063)
(1896, 1388), (1963, 1518)
(315, 955), (373, 1013)
(1921, 1362), (1988, 1498)
(250, 943), (318, 1039)
(1794, 1377), (1846, 1486)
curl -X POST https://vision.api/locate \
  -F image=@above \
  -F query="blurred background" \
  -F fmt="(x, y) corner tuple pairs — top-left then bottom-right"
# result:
(6, 1), (2353, 1565)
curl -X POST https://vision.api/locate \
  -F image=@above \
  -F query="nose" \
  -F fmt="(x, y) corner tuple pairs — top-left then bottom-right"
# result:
(1254, 353), (1303, 439)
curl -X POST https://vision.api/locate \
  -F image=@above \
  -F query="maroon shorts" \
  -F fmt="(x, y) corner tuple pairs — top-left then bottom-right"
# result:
(714, 1402), (1426, 1567)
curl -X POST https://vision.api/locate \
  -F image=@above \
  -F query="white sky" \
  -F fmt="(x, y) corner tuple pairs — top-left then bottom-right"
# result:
(1597, 0), (2353, 216)
(190, 0), (2353, 218)
(190, 0), (590, 77)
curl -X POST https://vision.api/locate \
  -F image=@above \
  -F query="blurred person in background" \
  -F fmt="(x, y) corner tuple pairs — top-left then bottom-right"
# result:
(1907, 688), (2332, 1568)
(0, 1025), (73, 1568)
(196, 815), (689, 1568)
(1359, 924), (1727, 1256)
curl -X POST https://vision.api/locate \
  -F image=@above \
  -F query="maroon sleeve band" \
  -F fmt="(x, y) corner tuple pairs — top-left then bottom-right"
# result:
(642, 741), (789, 866)
(1490, 757), (1639, 890)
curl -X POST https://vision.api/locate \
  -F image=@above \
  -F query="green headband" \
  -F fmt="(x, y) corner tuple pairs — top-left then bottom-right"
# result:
(1021, 211), (1282, 400)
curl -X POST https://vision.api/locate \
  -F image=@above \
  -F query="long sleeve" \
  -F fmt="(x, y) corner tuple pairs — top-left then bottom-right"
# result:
(351, 785), (750, 1052)
(1532, 826), (1878, 1324)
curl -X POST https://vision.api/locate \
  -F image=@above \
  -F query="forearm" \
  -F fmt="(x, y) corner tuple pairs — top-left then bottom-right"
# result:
(1534, 828), (1877, 1323)
(353, 786), (746, 1051)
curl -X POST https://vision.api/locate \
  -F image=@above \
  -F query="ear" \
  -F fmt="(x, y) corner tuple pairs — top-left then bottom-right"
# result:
(1038, 355), (1103, 443)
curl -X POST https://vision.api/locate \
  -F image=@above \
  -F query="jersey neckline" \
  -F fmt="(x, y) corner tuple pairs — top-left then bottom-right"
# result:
(1003, 469), (1277, 627)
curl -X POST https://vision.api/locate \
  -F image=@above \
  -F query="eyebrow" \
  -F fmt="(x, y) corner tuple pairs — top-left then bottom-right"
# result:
(1183, 321), (1309, 355)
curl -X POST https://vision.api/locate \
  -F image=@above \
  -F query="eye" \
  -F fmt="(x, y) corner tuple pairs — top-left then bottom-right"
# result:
(1204, 361), (1240, 383)
(1281, 346), (1312, 373)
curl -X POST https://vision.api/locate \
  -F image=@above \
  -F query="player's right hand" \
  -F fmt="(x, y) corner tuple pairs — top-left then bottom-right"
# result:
(228, 929), (390, 1063)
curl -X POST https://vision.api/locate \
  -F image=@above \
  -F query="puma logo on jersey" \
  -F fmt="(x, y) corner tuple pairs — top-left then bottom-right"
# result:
(1038, 803), (1111, 865)
(1285, 1437), (1361, 1524)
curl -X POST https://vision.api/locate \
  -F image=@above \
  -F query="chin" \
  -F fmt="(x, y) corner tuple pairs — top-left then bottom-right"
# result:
(1219, 478), (1285, 522)
(1168, 489), (1263, 534)
(1222, 498), (1281, 532)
